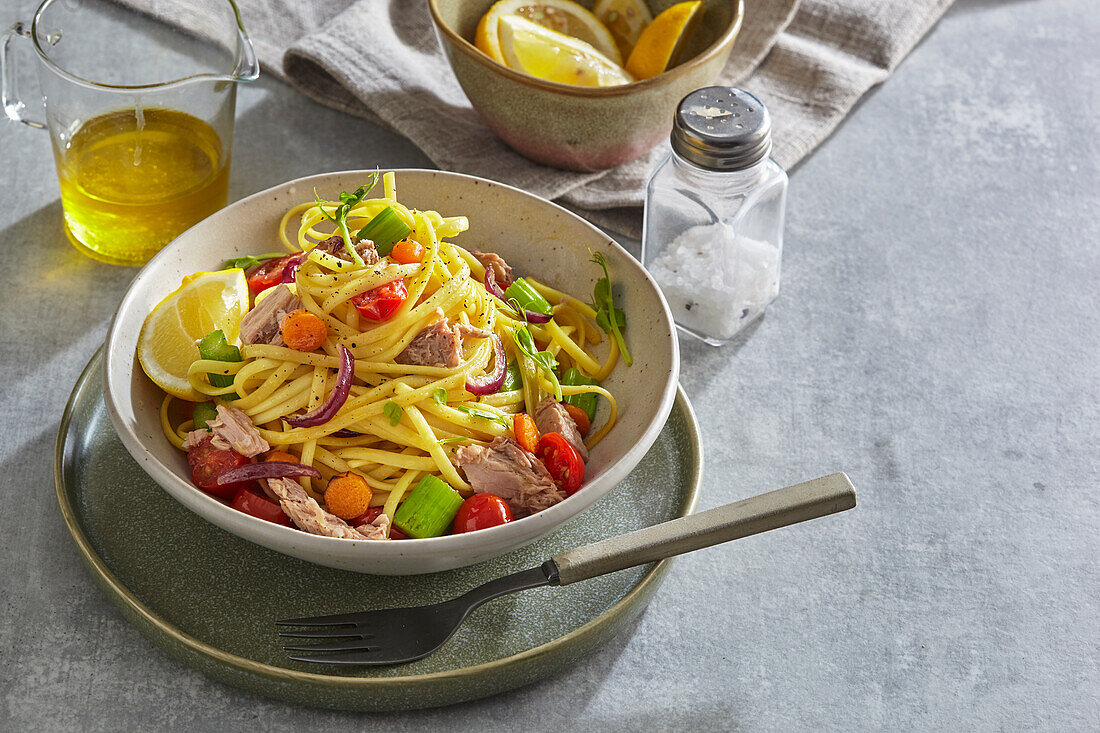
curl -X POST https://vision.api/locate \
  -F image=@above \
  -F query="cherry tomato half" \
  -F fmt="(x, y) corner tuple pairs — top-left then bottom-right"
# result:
(351, 506), (408, 539)
(453, 494), (514, 534)
(536, 432), (585, 495)
(186, 436), (252, 500)
(351, 279), (408, 322)
(246, 254), (301, 295)
(231, 487), (294, 527)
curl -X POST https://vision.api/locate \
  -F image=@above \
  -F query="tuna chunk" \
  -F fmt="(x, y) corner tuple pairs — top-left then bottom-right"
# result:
(472, 251), (513, 287)
(240, 284), (301, 346)
(355, 512), (391, 540)
(534, 397), (589, 461)
(454, 437), (566, 517)
(267, 477), (389, 540)
(322, 234), (380, 266)
(207, 405), (269, 457)
(396, 317), (464, 368)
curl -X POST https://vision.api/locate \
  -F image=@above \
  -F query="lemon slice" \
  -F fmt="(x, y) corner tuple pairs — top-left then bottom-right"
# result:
(497, 14), (633, 87)
(592, 0), (653, 59)
(137, 268), (249, 400)
(477, 0), (622, 66)
(624, 0), (703, 81)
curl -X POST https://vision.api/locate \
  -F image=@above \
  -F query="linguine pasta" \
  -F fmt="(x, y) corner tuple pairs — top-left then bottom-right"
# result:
(159, 172), (619, 526)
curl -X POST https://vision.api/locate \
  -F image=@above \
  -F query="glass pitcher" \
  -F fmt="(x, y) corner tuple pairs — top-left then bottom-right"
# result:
(2, 0), (259, 265)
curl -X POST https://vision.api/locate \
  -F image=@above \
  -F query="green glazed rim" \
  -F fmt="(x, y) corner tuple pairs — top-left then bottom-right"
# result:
(55, 346), (703, 699)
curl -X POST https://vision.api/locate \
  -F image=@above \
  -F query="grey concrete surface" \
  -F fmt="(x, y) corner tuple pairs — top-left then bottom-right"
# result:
(1, 0), (1097, 729)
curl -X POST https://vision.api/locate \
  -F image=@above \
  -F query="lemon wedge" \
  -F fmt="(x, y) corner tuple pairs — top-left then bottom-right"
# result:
(477, 0), (622, 65)
(592, 0), (653, 59)
(137, 268), (249, 400)
(624, 0), (703, 81)
(497, 14), (633, 87)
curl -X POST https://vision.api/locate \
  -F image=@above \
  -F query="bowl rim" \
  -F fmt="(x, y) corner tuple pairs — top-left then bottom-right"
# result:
(103, 168), (680, 561)
(427, 0), (745, 98)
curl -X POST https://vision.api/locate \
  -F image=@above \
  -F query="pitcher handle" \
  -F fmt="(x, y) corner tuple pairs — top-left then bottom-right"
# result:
(2, 22), (46, 129)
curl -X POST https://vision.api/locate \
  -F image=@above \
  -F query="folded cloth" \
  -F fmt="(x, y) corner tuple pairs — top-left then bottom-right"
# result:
(150, 0), (954, 236)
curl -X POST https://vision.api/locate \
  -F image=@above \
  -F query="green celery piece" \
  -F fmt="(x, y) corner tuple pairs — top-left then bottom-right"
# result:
(197, 330), (241, 388)
(393, 475), (465, 538)
(357, 206), (411, 256)
(501, 360), (523, 392)
(192, 402), (218, 431)
(561, 368), (599, 422)
(503, 278), (552, 316)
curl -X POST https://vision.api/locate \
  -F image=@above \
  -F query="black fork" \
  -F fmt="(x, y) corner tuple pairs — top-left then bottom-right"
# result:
(277, 473), (857, 665)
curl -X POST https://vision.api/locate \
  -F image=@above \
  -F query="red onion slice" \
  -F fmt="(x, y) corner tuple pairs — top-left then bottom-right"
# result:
(484, 268), (551, 324)
(284, 345), (355, 428)
(280, 251), (308, 284)
(330, 429), (363, 438)
(216, 461), (321, 485)
(465, 334), (506, 395)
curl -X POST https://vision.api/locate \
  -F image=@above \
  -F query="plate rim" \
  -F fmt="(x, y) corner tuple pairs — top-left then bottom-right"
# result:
(56, 346), (703, 692)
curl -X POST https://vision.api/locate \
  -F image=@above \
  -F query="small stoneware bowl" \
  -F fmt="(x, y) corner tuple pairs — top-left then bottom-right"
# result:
(428, 0), (744, 171)
(104, 170), (679, 575)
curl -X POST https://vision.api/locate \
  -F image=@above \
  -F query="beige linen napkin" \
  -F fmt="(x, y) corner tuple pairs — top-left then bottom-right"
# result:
(185, 0), (953, 236)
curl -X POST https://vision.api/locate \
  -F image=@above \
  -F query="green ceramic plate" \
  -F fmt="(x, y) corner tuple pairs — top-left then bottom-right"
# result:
(56, 348), (702, 711)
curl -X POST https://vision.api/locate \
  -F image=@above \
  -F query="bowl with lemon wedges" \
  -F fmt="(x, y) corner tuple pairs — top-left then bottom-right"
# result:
(428, 0), (744, 171)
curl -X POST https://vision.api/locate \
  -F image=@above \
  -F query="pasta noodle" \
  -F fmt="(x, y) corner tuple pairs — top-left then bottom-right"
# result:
(162, 172), (621, 532)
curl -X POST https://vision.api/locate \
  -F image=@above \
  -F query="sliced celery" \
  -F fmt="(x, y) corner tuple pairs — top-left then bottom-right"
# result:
(503, 277), (553, 316)
(192, 402), (218, 431)
(393, 475), (465, 538)
(198, 330), (241, 388)
(356, 206), (412, 256)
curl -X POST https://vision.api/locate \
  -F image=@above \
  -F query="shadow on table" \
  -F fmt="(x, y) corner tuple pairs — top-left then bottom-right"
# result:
(0, 199), (131, 372)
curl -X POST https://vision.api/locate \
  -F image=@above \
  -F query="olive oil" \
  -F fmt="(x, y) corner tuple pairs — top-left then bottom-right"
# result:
(55, 108), (229, 265)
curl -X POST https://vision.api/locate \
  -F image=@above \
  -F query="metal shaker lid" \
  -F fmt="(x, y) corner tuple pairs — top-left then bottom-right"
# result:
(671, 87), (772, 171)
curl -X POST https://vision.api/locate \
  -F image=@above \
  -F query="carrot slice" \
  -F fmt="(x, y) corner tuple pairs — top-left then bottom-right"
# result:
(279, 309), (328, 351)
(324, 472), (373, 520)
(563, 402), (591, 437)
(513, 413), (540, 453)
(390, 239), (424, 265)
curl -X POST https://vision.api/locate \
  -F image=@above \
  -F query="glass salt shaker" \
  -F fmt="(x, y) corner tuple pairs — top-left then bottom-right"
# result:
(642, 87), (788, 346)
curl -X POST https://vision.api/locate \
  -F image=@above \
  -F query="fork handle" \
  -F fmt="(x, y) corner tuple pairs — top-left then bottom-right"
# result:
(550, 473), (856, 585)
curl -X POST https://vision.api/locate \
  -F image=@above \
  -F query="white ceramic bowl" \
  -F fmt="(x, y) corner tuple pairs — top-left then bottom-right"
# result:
(104, 169), (679, 574)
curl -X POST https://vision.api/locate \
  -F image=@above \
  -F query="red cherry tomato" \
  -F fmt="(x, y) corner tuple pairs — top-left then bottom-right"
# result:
(186, 436), (253, 499)
(246, 254), (300, 295)
(536, 432), (585, 494)
(351, 279), (408, 321)
(452, 494), (514, 534)
(231, 487), (294, 526)
(350, 506), (408, 539)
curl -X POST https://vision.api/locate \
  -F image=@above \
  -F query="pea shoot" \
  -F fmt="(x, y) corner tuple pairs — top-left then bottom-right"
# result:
(225, 253), (285, 270)
(314, 170), (380, 266)
(590, 251), (632, 366)
(512, 324), (562, 401)
(455, 404), (511, 427)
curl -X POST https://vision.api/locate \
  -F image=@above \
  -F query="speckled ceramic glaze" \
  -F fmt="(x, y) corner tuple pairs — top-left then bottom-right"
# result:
(429, 0), (744, 171)
(103, 169), (679, 575)
(58, 350), (702, 711)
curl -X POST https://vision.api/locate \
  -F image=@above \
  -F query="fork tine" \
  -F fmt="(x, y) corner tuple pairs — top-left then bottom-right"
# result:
(282, 637), (378, 653)
(278, 630), (375, 640)
(287, 648), (388, 665)
(275, 613), (367, 627)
